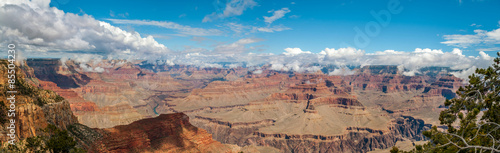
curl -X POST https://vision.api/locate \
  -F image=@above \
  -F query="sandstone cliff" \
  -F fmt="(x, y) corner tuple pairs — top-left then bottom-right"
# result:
(0, 60), (78, 143)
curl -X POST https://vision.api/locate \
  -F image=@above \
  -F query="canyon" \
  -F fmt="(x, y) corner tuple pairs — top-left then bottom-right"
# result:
(1, 60), (274, 153)
(8, 59), (464, 152)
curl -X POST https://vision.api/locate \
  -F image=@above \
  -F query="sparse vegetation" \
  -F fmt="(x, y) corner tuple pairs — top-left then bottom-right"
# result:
(1, 124), (85, 153)
(325, 80), (334, 87)
(0, 101), (7, 124)
(1, 60), (65, 107)
(210, 77), (227, 82)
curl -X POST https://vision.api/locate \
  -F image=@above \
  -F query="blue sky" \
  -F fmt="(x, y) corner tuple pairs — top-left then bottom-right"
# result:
(49, 0), (500, 56)
(0, 0), (499, 78)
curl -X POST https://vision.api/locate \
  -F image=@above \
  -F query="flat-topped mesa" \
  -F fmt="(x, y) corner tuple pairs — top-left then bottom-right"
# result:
(430, 74), (463, 90)
(253, 126), (386, 141)
(349, 74), (427, 93)
(266, 93), (311, 101)
(185, 79), (282, 100)
(360, 65), (399, 75)
(418, 75), (462, 100)
(106, 66), (143, 80)
(144, 64), (250, 80)
(264, 81), (332, 102)
(422, 87), (456, 99)
(287, 81), (331, 94)
(308, 96), (365, 110)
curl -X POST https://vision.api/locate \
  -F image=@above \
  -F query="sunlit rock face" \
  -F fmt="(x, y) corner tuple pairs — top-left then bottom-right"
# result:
(0, 60), (78, 142)
(72, 113), (277, 153)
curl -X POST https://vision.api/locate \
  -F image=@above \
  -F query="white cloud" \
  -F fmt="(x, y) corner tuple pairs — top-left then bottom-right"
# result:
(199, 63), (223, 69)
(0, 0), (170, 59)
(212, 38), (263, 55)
(328, 67), (356, 76)
(414, 48), (444, 54)
(226, 22), (291, 34)
(283, 48), (311, 56)
(486, 28), (500, 42)
(254, 25), (291, 33)
(451, 48), (464, 56)
(320, 47), (365, 59)
(132, 46), (494, 81)
(265, 47), (493, 80)
(226, 22), (248, 35)
(264, 8), (290, 24)
(479, 51), (492, 60)
(370, 50), (405, 55)
(450, 66), (477, 83)
(202, 0), (257, 22)
(402, 69), (420, 76)
(476, 47), (500, 52)
(106, 19), (223, 36)
(79, 63), (105, 73)
(470, 23), (482, 28)
(269, 60), (321, 73)
(253, 69), (263, 74)
(442, 27), (500, 48)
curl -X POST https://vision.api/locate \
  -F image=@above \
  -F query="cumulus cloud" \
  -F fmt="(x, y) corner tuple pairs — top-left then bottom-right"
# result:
(328, 67), (356, 76)
(269, 59), (321, 73)
(450, 66), (477, 83)
(283, 48), (311, 56)
(370, 50), (405, 55)
(261, 47), (493, 80)
(106, 19), (223, 36)
(320, 47), (365, 59)
(264, 8), (290, 24)
(402, 69), (420, 76)
(202, 0), (257, 22)
(0, 0), (170, 59)
(364, 48), (493, 72)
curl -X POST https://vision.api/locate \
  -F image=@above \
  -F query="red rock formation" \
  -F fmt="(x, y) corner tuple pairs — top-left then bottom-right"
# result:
(0, 60), (78, 142)
(347, 74), (427, 93)
(85, 113), (241, 153)
(308, 96), (363, 108)
(430, 75), (463, 90)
